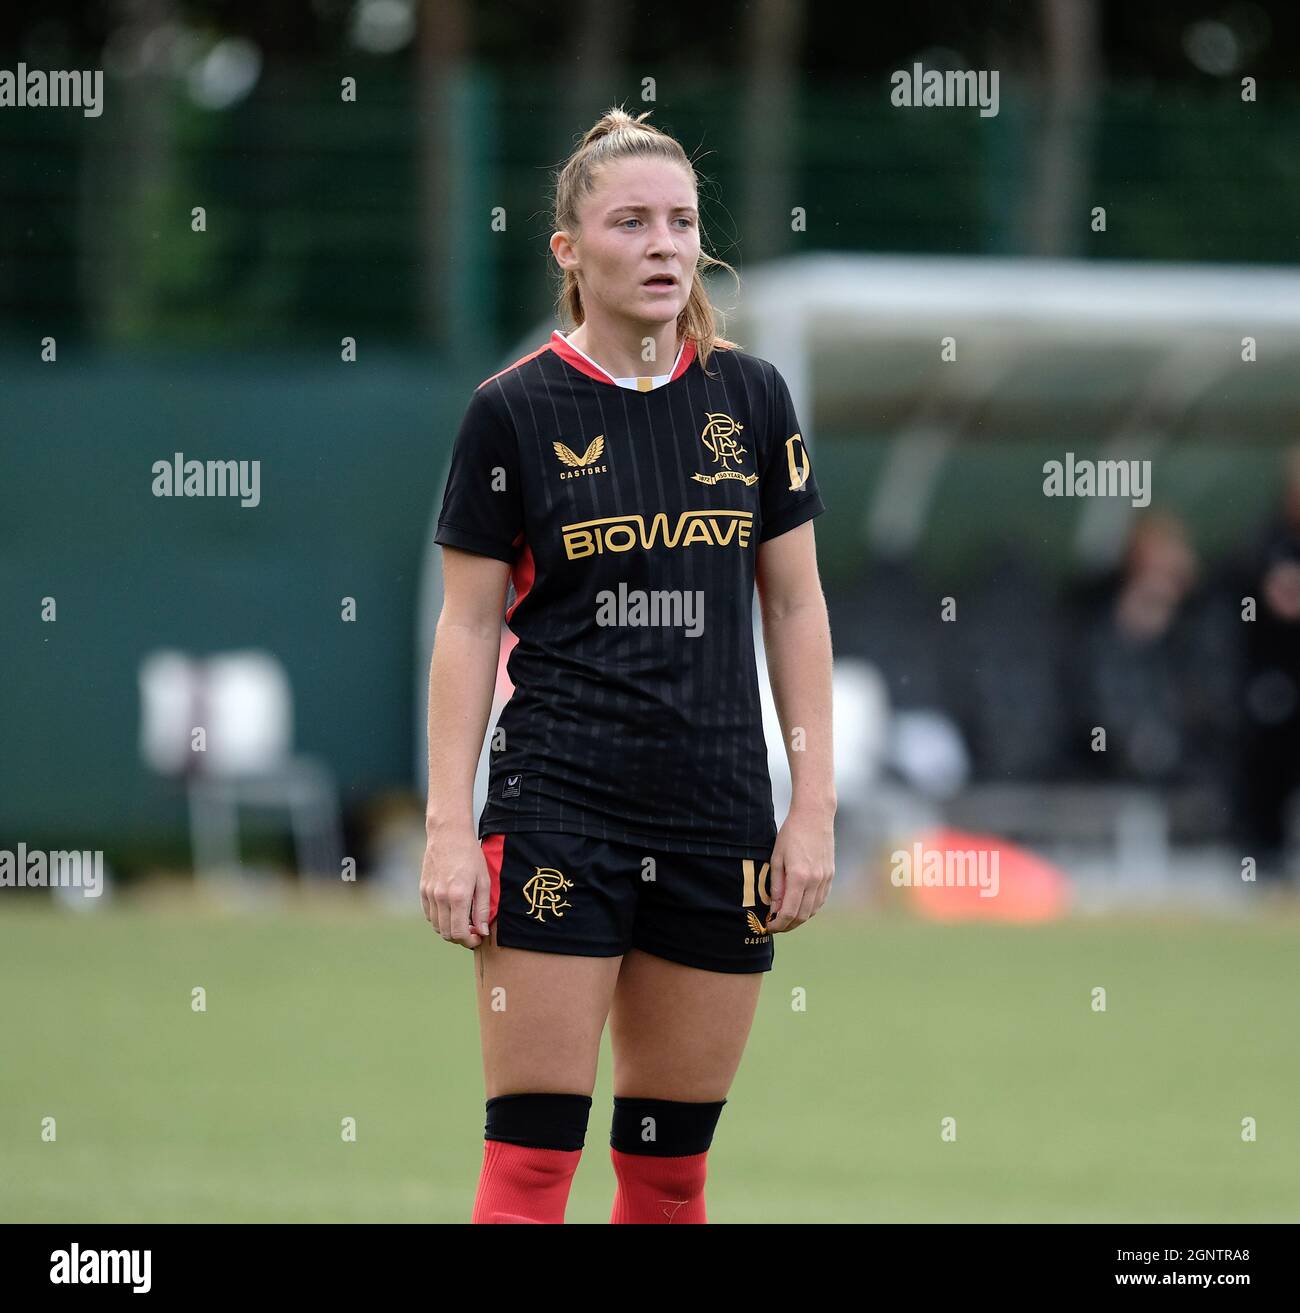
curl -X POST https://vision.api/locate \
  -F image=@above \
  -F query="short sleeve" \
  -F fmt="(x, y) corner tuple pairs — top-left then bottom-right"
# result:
(434, 384), (524, 565)
(758, 365), (826, 542)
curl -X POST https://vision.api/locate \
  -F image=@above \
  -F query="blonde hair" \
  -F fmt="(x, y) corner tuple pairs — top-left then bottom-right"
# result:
(551, 106), (741, 376)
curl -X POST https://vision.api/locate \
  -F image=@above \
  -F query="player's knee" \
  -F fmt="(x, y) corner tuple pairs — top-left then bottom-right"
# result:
(485, 1091), (593, 1153)
(607, 1098), (725, 1223)
(473, 1092), (592, 1223)
(609, 1095), (726, 1164)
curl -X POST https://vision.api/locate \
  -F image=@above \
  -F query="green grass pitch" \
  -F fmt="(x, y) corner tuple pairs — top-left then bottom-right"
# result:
(2, 893), (1296, 1222)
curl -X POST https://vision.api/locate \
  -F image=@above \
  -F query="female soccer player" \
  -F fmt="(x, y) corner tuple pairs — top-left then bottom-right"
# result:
(421, 106), (835, 1224)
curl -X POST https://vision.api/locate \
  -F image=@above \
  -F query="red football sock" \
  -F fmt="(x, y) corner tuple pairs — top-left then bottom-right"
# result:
(471, 1139), (583, 1224)
(609, 1146), (710, 1224)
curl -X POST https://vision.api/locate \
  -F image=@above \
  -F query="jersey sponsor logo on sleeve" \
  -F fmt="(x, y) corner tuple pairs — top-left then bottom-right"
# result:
(552, 435), (608, 480)
(561, 509), (753, 559)
(691, 412), (758, 487)
(785, 434), (811, 490)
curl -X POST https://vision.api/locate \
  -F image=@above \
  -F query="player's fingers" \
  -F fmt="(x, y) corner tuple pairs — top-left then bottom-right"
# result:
(455, 904), (485, 949)
(791, 878), (821, 927)
(764, 848), (786, 928)
(446, 882), (477, 947)
(812, 867), (835, 916)
(433, 889), (454, 941)
(472, 863), (492, 940)
(769, 873), (815, 932)
(766, 875), (805, 932)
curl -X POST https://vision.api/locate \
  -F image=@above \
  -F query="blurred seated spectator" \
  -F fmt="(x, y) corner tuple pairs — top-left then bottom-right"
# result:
(1062, 510), (1237, 796)
(1229, 446), (1300, 876)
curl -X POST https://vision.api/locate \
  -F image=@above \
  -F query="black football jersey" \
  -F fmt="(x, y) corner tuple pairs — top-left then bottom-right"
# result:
(433, 330), (826, 856)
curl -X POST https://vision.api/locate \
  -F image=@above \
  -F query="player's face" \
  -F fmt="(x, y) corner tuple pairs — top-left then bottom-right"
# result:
(564, 156), (700, 334)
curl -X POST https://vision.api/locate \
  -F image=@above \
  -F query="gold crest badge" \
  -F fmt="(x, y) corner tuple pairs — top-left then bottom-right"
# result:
(692, 413), (758, 487)
(522, 865), (574, 922)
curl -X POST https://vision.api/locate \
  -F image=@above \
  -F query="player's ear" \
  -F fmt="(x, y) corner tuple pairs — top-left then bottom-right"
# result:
(550, 229), (579, 267)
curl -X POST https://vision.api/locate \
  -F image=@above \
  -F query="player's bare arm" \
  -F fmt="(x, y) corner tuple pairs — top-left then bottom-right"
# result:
(422, 545), (511, 949)
(757, 519), (836, 932)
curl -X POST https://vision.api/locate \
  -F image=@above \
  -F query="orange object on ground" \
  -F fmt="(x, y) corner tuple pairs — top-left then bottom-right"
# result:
(892, 826), (1071, 922)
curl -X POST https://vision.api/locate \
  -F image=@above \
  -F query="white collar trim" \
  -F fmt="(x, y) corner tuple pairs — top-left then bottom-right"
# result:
(558, 331), (684, 390)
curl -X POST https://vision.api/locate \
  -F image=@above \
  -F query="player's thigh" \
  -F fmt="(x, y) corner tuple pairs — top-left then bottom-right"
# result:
(474, 830), (637, 1095)
(608, 948), (764, 1101)
(474, 939), (623, 1096)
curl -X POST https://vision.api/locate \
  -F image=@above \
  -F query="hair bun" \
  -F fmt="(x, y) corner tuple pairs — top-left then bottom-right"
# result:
(582, 105), (654, 147)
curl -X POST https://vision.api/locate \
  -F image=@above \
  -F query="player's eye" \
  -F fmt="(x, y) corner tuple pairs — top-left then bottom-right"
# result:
(618, 216), (693, 229)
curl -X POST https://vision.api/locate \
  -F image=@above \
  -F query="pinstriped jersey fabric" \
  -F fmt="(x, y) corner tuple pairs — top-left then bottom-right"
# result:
(434, 334), (826, 856)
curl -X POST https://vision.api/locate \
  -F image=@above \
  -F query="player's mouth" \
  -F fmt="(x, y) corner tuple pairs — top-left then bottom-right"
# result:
(641, 274), (678, 292)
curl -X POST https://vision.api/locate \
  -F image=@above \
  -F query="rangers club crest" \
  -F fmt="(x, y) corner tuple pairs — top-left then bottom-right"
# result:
(692, 413), (758, 486)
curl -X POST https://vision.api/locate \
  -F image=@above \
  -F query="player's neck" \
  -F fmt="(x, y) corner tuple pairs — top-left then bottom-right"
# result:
(565, 320), (681, 381)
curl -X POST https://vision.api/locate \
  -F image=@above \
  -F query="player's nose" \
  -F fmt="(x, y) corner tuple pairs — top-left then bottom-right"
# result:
(644, 222), (678, 253)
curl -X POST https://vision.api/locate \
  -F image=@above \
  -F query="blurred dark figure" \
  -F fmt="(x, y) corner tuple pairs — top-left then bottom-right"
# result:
(1064, 511), (1238, 804)
(1231, 447), (1300, 876)
(951, 545), (1069, 781)
(825, 556), (947, 711)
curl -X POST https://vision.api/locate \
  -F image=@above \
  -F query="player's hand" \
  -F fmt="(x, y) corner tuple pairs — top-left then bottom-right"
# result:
(765, 804), (835, 933)
(420, 826), (492, 949)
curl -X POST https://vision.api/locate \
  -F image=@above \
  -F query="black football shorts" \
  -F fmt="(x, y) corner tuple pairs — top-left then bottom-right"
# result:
(480, 831), (776, 973)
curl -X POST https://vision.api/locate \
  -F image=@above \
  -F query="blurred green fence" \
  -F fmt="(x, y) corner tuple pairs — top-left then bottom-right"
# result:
(2, 67), (1298, 354)
(0, 350), (459, 863)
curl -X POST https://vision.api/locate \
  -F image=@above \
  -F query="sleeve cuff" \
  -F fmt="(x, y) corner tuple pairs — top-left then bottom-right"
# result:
(434, 521), (518, 565)
(759, 492), (826, 543)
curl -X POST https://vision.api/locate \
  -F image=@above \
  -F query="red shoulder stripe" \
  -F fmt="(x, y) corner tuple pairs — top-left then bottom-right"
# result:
(477, 343), (551, 390)
(547, 330), (611, 383)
